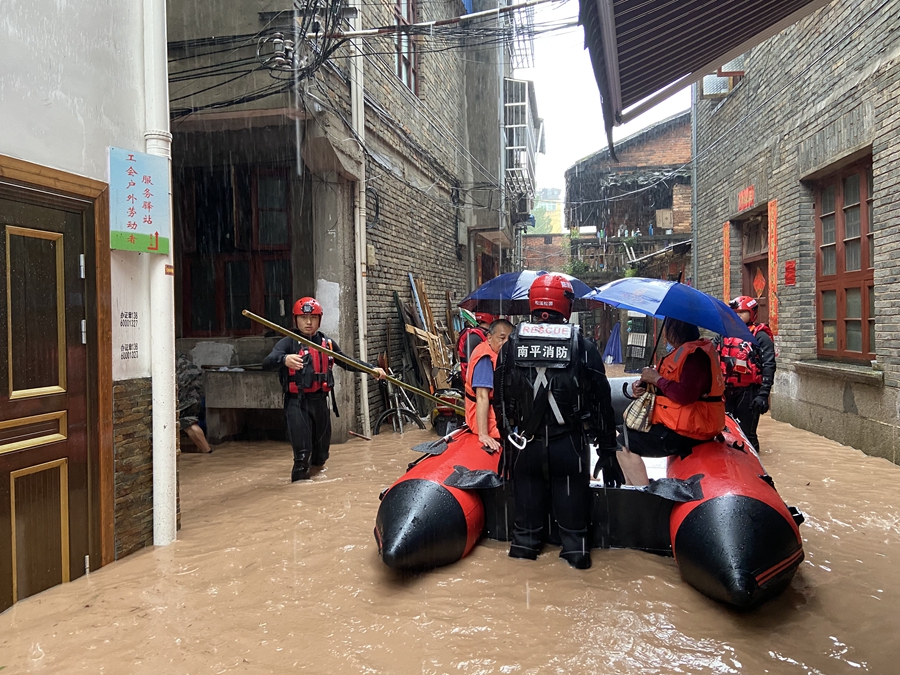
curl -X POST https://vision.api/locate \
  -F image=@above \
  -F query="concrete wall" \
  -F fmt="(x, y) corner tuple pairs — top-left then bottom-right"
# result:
(694, 0), (900, 463)
(166, 0), (495, 433)
(1, 1), (161, 555)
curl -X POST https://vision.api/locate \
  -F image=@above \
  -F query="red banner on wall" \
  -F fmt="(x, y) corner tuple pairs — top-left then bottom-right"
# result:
(767, 200), (778, 334)
(723, 222), (731, 301)
(738, 186), (755, 212)
(785, 259), (796, 286)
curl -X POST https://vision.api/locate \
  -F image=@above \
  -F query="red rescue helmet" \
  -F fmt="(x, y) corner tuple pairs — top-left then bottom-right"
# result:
(729, 295), (758, 322)
(293, 297), (323, 316)
(529, 274), (574, 320)
(474, 312), (497, 326)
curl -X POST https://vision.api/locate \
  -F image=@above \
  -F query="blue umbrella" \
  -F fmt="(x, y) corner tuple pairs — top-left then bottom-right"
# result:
(602, 321), (623, 364)
(587, 277), (757, 343)
(459, 270), (599, 316)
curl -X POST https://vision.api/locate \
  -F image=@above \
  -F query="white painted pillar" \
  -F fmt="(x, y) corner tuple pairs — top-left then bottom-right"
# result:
(144, 0), (177, 546)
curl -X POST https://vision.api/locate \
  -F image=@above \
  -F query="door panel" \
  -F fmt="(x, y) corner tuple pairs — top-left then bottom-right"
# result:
(7, 227), (66, 398)
(0, 195), (88, 612)
(742, 259), (769, 325)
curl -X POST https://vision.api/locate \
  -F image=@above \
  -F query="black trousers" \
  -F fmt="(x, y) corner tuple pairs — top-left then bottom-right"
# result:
(285, 394), (332, 480)
(724, 385), (761, 451)
(509, 432), (591, 567)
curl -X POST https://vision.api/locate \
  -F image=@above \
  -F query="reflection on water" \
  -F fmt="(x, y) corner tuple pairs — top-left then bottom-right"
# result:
(1, 417), (898, 673)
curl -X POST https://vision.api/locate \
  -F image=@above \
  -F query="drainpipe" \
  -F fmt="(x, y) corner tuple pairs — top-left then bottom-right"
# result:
(144, 0), (177, 546)
(691, 82), (699, 287)
(350, 0), (371, 436)
(498, 4), (506, 259)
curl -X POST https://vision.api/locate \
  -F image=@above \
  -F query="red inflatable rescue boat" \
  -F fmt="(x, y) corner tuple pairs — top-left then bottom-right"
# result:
(375, 378), (805, 609)
(374, 430), (500, 570)
(667, 415), (804, 608)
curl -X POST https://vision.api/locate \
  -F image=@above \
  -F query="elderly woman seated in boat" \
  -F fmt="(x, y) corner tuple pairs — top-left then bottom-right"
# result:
(616, 317), (726, 486)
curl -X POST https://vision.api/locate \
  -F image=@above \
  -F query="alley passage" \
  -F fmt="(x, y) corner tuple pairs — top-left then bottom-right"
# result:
(1, 417), (898, 674)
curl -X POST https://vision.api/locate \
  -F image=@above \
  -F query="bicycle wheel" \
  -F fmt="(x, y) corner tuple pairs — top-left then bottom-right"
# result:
(373, 408), (425, 435)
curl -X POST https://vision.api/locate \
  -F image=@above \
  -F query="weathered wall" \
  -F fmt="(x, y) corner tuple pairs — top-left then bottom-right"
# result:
(694, 0), (900, 462)
(522, 234), (569, 273)
(1, 0), (159, 560)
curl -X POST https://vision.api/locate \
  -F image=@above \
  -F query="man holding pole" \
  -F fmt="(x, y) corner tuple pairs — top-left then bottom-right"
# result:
(263, 297), (386, 482)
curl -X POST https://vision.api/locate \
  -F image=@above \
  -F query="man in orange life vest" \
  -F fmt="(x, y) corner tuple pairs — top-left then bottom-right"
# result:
(263, 297), (386, 482)
(456, 311), (497, 385)
(464, 319), (513, 451)
(715, 296), (777, 451)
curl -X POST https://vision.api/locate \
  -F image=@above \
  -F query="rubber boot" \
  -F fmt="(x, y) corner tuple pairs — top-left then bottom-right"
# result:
(560, 550), (592, 570)
(509, 544), (540, 560)
(291, 450), (312, 482)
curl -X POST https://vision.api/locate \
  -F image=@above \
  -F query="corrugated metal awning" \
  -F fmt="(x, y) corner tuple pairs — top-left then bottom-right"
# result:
(580, 0), (831, 158)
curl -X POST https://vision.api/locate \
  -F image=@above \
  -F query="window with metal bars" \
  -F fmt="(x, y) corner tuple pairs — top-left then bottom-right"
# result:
(814, 163), (875, 361)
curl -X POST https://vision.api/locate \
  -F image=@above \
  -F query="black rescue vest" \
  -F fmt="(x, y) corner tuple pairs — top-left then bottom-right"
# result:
(500, 322), (582, 434)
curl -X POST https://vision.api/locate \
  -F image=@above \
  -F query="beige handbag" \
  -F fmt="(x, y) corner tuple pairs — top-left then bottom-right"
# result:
(624, 385), (657, 433)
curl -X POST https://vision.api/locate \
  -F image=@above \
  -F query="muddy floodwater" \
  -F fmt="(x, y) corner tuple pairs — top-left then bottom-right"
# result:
(1, 416), (898, 674)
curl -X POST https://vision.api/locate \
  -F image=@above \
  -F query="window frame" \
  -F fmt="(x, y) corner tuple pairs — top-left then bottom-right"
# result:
(179, 166), (293, 337)
(394, 0), (418, 95)
(814, 162), (875, 362)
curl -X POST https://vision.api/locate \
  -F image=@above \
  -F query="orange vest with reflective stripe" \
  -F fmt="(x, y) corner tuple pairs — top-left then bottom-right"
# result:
(464, 340), (499, 438)
(651, 340), (726, 440)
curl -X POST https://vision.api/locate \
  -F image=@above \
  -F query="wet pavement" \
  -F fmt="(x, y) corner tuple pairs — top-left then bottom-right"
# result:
(1, 416), (898, 674)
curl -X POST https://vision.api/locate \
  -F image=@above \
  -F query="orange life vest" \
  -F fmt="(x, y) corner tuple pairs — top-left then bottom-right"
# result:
(651, 340), (726, 440)
(464, 340), (499, 438)
(457, 327), (488, 382)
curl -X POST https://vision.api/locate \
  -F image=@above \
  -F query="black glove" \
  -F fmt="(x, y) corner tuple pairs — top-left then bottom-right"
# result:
(751, 394), (769, 415)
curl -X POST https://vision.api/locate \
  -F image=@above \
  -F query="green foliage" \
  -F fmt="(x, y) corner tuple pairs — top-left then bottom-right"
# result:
(624, 267), (639, 277)
(565, 258), (591, 278)
(528, 205), (555, 234)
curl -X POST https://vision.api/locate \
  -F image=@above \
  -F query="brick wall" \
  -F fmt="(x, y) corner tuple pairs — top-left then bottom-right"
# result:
(113, 378), (154, 559)
(522, 233), (569, 272)
(672, 183), (692, 233)
(694, 0), (900, 462)
(578, 114), (691, 173)
(317, 0), (475, 424)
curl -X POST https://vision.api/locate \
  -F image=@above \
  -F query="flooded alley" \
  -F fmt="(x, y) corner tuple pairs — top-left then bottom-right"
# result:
(1, 416), (898, 674)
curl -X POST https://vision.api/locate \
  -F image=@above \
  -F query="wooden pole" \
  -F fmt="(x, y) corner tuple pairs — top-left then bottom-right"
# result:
(242, 310), (465, 415)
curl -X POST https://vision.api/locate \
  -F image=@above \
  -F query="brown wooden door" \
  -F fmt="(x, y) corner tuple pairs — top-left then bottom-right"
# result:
(0, 193), (90, 612)
(742, 259), (769, 325)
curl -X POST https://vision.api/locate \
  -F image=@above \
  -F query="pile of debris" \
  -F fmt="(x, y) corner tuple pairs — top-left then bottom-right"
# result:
(383, 274), (460, 415)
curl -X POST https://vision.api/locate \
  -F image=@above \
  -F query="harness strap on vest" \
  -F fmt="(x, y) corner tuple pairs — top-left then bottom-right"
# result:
(533, 367), (565, 425)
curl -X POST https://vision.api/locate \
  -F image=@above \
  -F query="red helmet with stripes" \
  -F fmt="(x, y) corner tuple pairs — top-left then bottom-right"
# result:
(529, 274), (574, 320)
(474, 312), (497, 326)
(729, 295), (758, 323)
(293, 297), (323, 316)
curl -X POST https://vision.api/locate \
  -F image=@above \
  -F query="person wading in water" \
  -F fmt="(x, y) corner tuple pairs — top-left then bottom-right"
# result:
(263, 297), (385, 482)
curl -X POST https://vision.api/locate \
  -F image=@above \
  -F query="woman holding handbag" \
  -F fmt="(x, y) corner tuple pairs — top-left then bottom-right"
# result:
(616, 317), (726, 486)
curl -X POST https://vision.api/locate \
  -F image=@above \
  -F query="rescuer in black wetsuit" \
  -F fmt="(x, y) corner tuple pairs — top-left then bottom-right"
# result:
(263, 297), (385, 482)
(493, 274), (618, 569)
